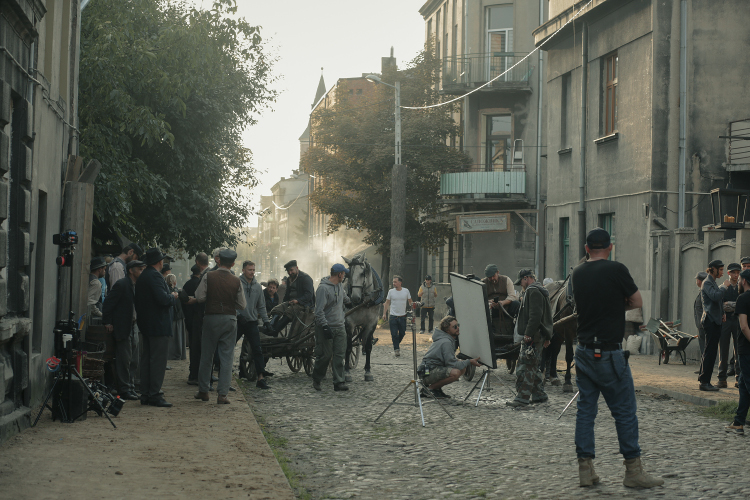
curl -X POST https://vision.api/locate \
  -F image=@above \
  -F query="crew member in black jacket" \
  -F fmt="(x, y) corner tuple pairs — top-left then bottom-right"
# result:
(135, 248), (178, 407)
(103, 259), (146, 400)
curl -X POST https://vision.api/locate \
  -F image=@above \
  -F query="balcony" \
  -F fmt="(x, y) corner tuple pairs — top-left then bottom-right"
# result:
(724, 118), (750, 172)
(442, 53), (534, 95)
(440, 169), (526, 197)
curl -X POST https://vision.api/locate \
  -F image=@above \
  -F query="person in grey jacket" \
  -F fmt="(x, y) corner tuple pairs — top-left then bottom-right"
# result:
(694, 271), (707, 357)
(699, 259), (726, 391)
(312, 263), (351, 392)
(418, 316), (481, 398)
(237, 260), (273, 389)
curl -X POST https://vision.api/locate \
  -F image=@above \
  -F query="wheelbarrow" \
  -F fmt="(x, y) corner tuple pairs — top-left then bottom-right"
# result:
(643, 318), (697, 365)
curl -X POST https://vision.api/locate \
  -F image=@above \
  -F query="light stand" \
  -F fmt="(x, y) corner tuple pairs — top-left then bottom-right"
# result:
(462, 367), (517, 407)
(374, 308), (453, 427)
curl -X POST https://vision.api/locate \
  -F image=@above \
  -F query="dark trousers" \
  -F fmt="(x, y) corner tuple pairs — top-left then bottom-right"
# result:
(114, 328), (138, 394)
(389, 315), (407, 350)
(733, 354), (750, 426)
(698, 320), (722, 385)
(238, 320), (265, 378)
(420, 307), (435, 332)
(697, 325), (706, 356)
(719, 316), (740, 381)
(140, 335), (169, 400)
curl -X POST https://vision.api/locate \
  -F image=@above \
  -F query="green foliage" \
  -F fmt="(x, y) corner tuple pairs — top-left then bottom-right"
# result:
(79, 0), (276, 253)
(699, 400), (737, 421)
(299, 45), (471, 256)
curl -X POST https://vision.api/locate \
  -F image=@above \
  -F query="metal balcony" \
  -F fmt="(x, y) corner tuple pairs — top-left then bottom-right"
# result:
(442, 53), (534, 95)
(440, 169), (526, 196)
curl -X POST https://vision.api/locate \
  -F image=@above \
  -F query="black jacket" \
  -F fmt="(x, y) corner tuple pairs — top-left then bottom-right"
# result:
(102, 276), (135, 341)
(181, 274), (201, 332)
(135, 266), (175, 337)
(283, 270), (315, 308)
(264, 288), (279, 315)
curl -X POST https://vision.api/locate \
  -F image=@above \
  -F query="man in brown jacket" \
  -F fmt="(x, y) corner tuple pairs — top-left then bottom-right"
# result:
(194, 249), (246, 404)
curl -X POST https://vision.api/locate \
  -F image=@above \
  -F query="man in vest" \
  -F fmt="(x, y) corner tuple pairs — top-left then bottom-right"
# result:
(418, 275), (438, 334)
(193, 248), (246, 404)
(483, 264), (521, 321)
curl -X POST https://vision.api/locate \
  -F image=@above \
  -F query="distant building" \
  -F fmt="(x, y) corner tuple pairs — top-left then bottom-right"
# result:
(419, 0), (546, 283)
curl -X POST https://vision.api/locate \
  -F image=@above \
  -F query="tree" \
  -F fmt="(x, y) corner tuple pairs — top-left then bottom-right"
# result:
(79, 0), (276, 254)
(299, 46), (471, 271)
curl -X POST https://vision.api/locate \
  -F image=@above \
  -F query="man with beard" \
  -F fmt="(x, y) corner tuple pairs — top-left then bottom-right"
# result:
(106, 243), (143, 291)
(483, 264), (520, 320)
(270, 260), (315, 335)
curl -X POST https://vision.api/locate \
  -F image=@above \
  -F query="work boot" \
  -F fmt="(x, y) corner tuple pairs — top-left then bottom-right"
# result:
(578, 457), (600, 487)
(394, 349), (400, 357)
(217, 395), (230, 404)
(194, 391), (209, 401)
(312, 379), (322, 391)
(333, 382), (349, 391)
(623, 457), (664, 488)
(717, 380), (728, 388)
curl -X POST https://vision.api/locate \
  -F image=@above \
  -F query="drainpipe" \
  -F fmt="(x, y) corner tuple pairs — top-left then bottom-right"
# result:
(534, 0), (544, 277)
(678, 0), (687, 227)
(578, 22), (588, 257)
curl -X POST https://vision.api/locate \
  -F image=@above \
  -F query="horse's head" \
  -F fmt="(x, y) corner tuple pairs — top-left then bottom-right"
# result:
(343, 254), (368, 305)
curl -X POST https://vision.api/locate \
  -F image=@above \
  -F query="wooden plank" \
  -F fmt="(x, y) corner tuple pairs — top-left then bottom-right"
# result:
(78, 159), (101, 184)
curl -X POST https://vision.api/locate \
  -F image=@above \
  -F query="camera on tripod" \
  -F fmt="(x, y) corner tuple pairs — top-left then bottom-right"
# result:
(54, 230), (78, 267)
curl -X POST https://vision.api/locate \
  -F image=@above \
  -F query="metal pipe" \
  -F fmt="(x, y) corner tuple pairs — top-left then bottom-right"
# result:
(535, 0), (544, 277)
(578, 22), (588, 257)
(678, 0), (687, 227)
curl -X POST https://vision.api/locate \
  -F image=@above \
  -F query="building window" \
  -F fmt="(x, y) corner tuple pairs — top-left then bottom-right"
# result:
(599, 213), (616, 260)
(604, 52), (618, 135)
(486, 5), (513, 82)
(485, 114), (512, 171)
(560, 72), (571, 149)
(560, 218), (569, 279)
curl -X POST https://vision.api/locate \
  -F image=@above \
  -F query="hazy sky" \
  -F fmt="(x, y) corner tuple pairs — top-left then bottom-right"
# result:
(231, 1), (427, 220)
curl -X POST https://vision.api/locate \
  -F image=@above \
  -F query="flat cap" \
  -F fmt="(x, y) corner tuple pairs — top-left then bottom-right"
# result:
(728, 262), (742, 272)
(161, 263), (172, 273)
(284, 259), (298, 270)
(741, 269), (750, 283)
(694, 271), (708, 280)
(126, 260), (146, 270)
(219, 248), (237, 262)
(586, 228), (611, 249)
(484, 264), (499, 278)
(708, 259), (724, 269)
(742, 256), (750, 265)
(190, 264), (201, 275)
(514, 269), (535, 285)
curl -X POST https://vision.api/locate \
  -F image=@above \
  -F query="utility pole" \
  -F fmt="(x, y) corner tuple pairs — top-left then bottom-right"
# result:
(390, 81), (405, 280)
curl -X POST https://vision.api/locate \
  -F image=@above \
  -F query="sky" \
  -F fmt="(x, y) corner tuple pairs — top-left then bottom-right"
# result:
(229, 1), (428, 222)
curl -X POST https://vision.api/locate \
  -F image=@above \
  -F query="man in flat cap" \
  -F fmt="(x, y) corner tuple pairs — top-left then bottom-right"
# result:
(698, 259), (725, 391)
(727, 269), (750, 434)
(135, 248), (178, 407)
(194, 248), (246, 404)
(507, 269), (553, 407)
(742, 256), (750, 271)
(719, 263), (742, 387)
(270, 260), (315, 335)
(88, 256), (107, 317)
(103, 260), (147, 400)
(482, 264), (520, 333)
(694, 271), (708, 359)
(312, 263), (352, 391)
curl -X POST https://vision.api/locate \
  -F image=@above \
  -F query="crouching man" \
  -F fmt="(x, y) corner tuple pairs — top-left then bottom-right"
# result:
(418, 316), (481, 398)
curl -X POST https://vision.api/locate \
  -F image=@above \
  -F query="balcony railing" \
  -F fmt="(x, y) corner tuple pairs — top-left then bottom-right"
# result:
(442, 53), (534, 95)
(440, 169), (526, 196)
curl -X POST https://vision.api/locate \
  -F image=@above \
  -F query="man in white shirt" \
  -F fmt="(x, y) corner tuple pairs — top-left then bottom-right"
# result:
(382, 275), (413, 357)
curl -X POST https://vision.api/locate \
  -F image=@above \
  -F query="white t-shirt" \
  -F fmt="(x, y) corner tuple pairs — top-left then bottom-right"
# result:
(387, 287), (411, 316)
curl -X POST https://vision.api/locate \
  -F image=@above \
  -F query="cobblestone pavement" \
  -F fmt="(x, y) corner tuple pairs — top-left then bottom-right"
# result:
(245, 332), (749, 500)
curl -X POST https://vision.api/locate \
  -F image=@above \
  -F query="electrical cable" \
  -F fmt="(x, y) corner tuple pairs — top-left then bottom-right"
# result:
(401, 0), (594, 110)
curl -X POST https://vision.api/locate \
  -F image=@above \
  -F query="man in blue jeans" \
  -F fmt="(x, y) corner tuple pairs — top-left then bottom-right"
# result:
(572, 228), (663, 488)
(382, 275), (413, 357)
(728, 269), (750, 434)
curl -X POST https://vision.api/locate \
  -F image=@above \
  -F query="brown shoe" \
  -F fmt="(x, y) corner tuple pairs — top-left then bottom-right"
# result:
(194, 391), (209, 401)
(717, 380), (728, 388)
(217, 395), (230, 404)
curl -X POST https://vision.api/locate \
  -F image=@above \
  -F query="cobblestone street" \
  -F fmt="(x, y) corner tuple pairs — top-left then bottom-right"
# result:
(245, 331), (749, 500)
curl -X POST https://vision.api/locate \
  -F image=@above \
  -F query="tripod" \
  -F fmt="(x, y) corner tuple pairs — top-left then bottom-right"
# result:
(462, 367), (517, 407)
(375, 308), (453, 427)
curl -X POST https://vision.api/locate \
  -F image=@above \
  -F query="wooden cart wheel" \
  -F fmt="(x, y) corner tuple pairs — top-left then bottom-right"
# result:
(286, 356), (303, 372)
(239, 340), (257, 381)
(507, 358), (517, 375)
(303, 356), (314, 376)
(463, 363), (476, 381)
(348, 344), (361, 370)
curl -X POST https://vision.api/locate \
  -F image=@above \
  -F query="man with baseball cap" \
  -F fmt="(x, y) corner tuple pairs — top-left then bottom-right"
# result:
(727, 269), (750, 434)
(719, 263), (742, 387)
(507, 269), (553, 408)
(699, 259), (725, 391)
(572, 228), (662, 488)
(312, 263), (352, 392)
(103, 259), (147, 400)
(694, 271), (708, 359)
(135, 248), (178, 407)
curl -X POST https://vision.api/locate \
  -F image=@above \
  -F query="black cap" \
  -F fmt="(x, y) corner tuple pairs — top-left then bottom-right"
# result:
(219, 248), (237, 263)
(514, 268), (535, 285)
(126, 260), (146, 271)
(741, 269), (750, 283)
(586, 228), (611, 249)
(161, 263), (172, 273)
(425, 275), (432, 281)
(708, 259), (724, 269)
(728, 263), (741, 272)
(125, 242), (144, 257)
(694, 271), (708, 280)
(284, 260), (298, 270)
(90, 256), (107, 271)
(742, 256), (750, 265)
(144, 247), (170, 266)
(190, 264), (201, 275)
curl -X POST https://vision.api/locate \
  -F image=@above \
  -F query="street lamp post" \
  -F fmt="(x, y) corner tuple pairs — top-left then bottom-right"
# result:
(366, 74), (405, 280)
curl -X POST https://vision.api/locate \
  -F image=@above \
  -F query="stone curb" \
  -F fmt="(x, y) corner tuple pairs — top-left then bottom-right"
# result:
(636, 385), (719, 407)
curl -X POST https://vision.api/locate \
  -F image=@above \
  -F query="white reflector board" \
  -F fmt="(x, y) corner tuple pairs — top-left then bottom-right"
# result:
(449, 272), (496, 369)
